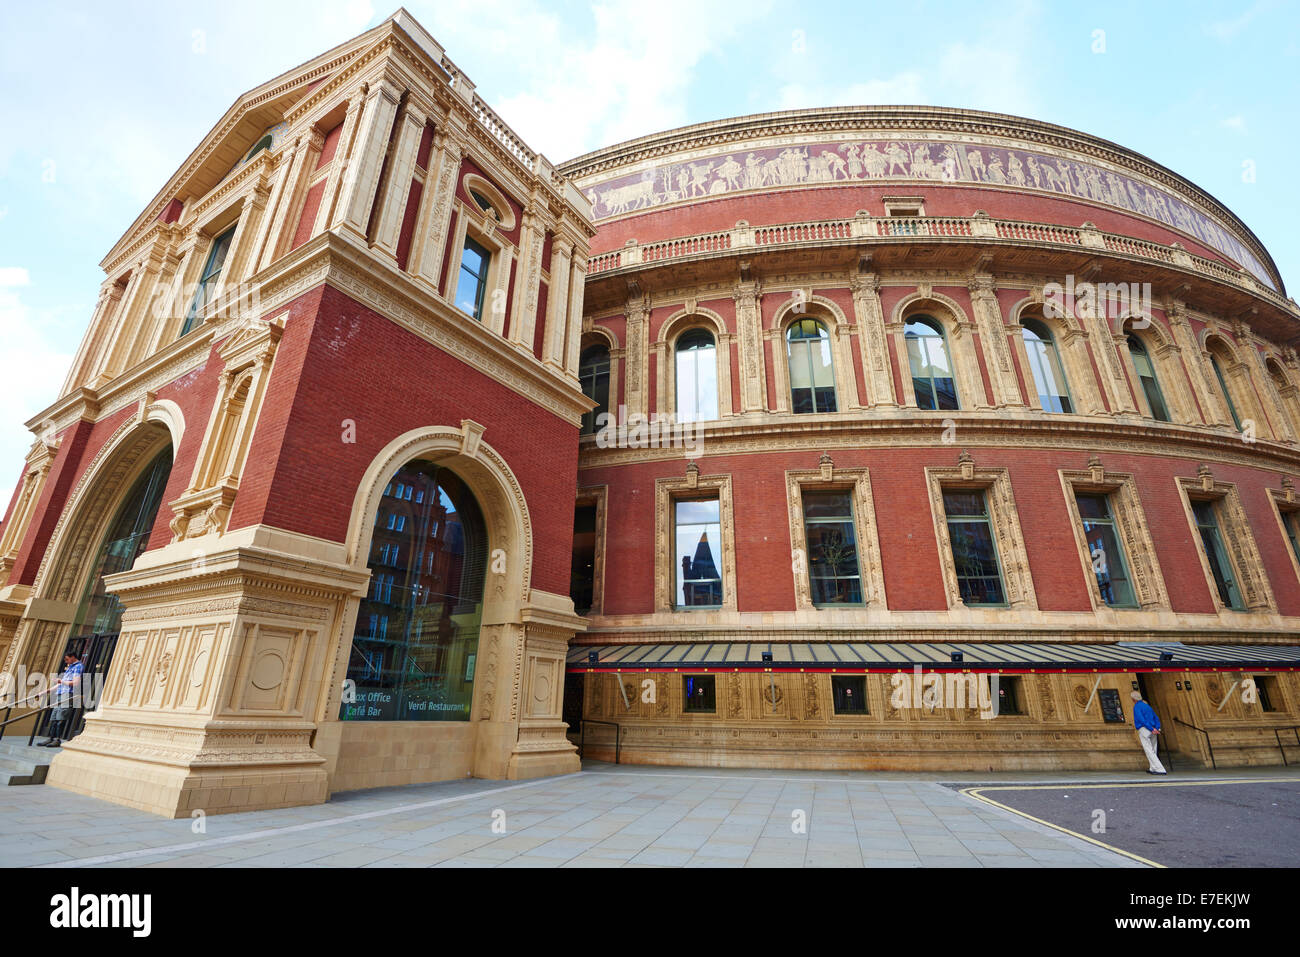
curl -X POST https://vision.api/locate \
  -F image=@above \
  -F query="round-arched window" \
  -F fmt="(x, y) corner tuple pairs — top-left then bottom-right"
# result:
(579, 345), (611, 434)
(343, 462), (487, 722)
(71, 446), (173, 640)
(786, 318), (837, 414)
(1125, 333), (1170, 422)
(904, 317), (958, 410)
(1021, 318), (1072, 413)
(675, 328), (718, 423)
(245, 134), (273, 162)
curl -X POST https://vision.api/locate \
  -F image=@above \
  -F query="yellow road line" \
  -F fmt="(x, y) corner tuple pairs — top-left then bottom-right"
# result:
(961, 777), (1295, 869)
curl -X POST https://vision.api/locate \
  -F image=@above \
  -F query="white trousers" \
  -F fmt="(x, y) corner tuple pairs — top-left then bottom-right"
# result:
(1139, 728), (1166, 773)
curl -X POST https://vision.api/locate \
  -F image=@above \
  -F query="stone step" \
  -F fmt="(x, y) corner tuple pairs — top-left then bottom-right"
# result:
(0, 744), (59, 785)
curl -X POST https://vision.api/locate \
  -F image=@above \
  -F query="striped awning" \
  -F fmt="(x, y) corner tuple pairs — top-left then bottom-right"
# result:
(565, 641), (1300, 672)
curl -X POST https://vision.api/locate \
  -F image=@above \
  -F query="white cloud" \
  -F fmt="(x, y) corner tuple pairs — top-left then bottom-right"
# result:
(1221, 115), (1248, 132)
(1205, 1), (1270, 40)
(405, 0), (775, 161)
(0, 279), (75, 482)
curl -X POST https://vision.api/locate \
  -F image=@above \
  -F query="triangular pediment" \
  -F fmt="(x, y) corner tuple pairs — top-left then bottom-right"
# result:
(100, 14), (408, 271)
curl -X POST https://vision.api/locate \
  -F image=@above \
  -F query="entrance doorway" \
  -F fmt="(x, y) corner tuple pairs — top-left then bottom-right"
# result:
(562, 672), (584, 744)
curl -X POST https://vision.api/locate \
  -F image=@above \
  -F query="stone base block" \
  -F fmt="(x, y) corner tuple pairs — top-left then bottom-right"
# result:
(46, 745), (328, 819)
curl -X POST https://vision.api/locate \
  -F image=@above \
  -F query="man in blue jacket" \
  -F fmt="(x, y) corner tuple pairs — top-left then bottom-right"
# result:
(1130, 690), (1166, 774)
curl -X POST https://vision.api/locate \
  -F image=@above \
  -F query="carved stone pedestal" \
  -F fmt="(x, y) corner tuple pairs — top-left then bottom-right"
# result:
(45, 526), (369, 818)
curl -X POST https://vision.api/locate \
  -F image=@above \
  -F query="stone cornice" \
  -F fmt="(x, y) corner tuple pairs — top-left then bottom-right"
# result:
(99, 36), (378, 271)
(29, 230), (592, 437)
(557, 106), (1283, 293)
(577, 410), (1300, 475)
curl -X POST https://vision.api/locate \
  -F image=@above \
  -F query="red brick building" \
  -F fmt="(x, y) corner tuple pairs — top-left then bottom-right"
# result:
(0, 15), (1297, 817)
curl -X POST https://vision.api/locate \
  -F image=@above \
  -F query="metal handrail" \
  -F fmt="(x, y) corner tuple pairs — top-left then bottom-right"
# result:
(1273, 726), (1300, 767)
(579, 719), (620, 765)
(1172, 716), (1217, 769)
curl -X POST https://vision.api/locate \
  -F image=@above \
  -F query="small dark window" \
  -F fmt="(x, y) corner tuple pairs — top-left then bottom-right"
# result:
(994, 676), (1023, 715)
(803, 490), (862, 605)
(570, 505), (597, 616)
(182, 225), (237, 337)
(683, 675), (716, 713)
(579, 346), (611, 434)
(832, 676), (868, 714)
(470, 190), (495, 215)
(1255, 675), (1281, 713)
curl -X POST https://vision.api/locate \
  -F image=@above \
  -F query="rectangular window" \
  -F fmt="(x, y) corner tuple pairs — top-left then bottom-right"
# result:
(683, 675), (716, 713)
(1075, 493), (1137, 607)
(1255, 675), (1280, 712)
(832, 675), (868, 714)
(182, 225), (237, 336)
(942, 490), (1006, 605)
(571, 504), (597, 616)
(1282, 510), (1300, 568)
(1192, 499), (1244, 610)
(675, 497), (723, 608)
(993, 676), (1023, 715)
(455, 236), (491, 320)
(803, 490), (862, 605)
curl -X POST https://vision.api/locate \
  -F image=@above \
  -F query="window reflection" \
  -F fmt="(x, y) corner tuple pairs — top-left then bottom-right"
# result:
(1022, 319), (1072, 413)
(905, 317), (958, 410)
(787, 319), (837, 413)
(675, 329), (718, 422)
(675, 497), (722, 607)
(1075, 493), (1136, 607)
(943, 489), (1005, 605)
(343, 462), (487, 721)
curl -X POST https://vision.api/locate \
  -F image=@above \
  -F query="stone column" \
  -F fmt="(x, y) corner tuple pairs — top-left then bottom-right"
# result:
(1168, 301), (1224, 426)
(413, 125), (466, 289)
(508, 201), (547, 351)
(543, 238), (573, 371)
(968, 275), (1024, 409)
(733, 280), (767, 412)
(624, 291), (651, 419)
(314, 96), (364, 235)
(371, 101), (427, 259)
(850, 273), (896, 408)
(332, 77), (403, 241)
(564, 252), (588, 375)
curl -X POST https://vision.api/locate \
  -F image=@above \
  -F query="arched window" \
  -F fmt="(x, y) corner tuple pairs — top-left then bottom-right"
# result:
(786, 318), (837, 414)
(1021, 318), (1072, 413)
(1207, 344), (1243, 430)
(70, 447), (173, 639)
(1126, 334), (1170, 422)
(244, 134), (273, 162)
(579, 345), (610, 435)
(342, 462), (487, 722)
(675, 328), (718, 422)
(905, 317), (958, 410)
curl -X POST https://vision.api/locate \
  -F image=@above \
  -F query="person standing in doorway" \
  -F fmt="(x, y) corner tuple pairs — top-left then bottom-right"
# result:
(39, 653), (83, 748)
(1131, 690), (1166, 774)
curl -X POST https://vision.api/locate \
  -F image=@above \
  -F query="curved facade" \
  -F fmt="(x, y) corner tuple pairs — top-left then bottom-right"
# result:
(1, 15), (1299, 819)
(560, 107), (1300, 772)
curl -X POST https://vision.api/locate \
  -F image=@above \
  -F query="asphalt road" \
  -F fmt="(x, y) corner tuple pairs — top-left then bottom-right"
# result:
(961, 779), (1300, 867)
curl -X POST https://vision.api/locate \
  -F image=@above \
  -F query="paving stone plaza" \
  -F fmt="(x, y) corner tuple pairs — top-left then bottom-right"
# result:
(7, 763), (1296, 869)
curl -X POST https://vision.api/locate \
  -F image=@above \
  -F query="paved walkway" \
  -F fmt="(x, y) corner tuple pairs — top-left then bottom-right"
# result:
(3, 763), (1294, 868)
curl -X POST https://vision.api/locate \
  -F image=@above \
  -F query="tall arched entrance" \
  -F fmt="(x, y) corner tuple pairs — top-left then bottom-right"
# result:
(341, 460), (488, 723)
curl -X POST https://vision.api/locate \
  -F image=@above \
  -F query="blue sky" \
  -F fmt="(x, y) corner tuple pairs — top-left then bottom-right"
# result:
(0, 0), (1296, 485)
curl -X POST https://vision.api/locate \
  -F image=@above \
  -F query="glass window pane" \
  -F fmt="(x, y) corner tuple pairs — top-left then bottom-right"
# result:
(342, 463), (487, 721)
(943, 490), (1005, 604)
(1076, 494), (1136, 607)
(676, 498), (722, 607)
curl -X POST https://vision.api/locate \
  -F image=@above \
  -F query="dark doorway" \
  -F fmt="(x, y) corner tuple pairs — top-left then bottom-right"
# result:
(562, 672), (584, 744)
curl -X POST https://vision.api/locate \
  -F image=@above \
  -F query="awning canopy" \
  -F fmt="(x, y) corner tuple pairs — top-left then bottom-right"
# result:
(565, 641), (1300, 673)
